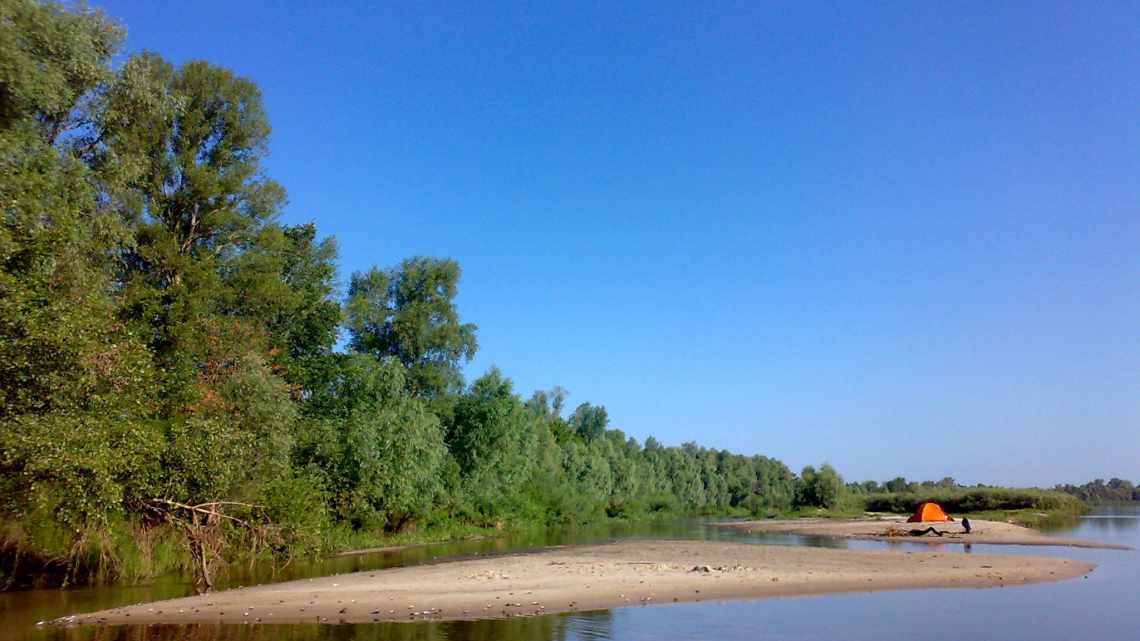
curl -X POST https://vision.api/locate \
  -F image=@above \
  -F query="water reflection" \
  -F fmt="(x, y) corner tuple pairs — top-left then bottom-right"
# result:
(2, 520), (685, 641)
(27, 610), (614, 641)
(1079, 509), (1139, 535)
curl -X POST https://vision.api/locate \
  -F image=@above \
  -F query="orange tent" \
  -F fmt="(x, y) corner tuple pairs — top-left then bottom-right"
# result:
(907, 501), (952, 523)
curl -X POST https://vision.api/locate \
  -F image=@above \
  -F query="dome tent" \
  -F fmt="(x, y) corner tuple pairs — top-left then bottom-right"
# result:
(907, 501), (952, 523)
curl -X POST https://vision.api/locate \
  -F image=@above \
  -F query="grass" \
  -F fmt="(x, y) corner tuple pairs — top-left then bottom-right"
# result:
(957, 508), (1083, 530)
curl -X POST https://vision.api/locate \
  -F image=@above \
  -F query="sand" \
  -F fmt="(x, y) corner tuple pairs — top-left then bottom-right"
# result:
(62, 539), (1095, 626)
(715, 517), (1133, 549)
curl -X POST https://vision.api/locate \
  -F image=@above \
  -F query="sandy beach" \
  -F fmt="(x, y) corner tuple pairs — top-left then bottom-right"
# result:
(63, 539), (1094, 626)
(715, 517), (1134, 549)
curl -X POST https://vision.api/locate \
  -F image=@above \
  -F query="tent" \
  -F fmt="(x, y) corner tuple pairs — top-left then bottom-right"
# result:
(907, 501), (952, 523)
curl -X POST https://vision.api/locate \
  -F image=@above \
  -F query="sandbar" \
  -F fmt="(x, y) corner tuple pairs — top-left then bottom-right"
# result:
(64, 539), (1095, 626)
(716, 517), (1132, 549)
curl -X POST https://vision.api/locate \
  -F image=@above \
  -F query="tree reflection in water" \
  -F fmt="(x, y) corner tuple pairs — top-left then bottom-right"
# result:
(64, 610), (614, 641)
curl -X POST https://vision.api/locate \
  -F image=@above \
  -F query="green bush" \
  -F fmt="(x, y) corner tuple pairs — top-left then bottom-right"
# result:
(259, 473), (331, 554)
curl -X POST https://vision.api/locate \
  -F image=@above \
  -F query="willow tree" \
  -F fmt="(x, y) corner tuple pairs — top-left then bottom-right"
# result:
(294, 354), (447, 531)
(447, 369), (539, 514)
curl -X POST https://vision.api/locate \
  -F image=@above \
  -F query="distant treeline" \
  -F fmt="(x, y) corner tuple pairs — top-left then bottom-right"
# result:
(848, 477), (1086, 515)
(0, 1), (840, 588)
(1054, 479), (1140, 504)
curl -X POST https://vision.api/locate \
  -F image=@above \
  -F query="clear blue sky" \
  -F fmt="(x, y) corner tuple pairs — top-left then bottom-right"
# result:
(99, 1), (1139, 487)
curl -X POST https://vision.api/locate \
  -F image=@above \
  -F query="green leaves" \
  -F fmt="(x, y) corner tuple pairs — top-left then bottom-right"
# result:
(92, 54), (283, 248)
(568, 402), (608, 441)
(447, 369), (538, 510)
(0, 414), (164, 532)
(347, 257), (477, 398)
(0, 0), (122, 134)
(0, 3), (326, 577)
(796, 463), (845, 509)
(294, 355), (447, 531)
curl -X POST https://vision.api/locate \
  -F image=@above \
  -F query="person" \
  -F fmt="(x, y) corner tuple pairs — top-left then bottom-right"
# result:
(961, 516), (972, 534)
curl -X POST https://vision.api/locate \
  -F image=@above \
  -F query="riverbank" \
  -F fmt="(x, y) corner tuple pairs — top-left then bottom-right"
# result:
(61, 539), (1093, 626)
(715, 517), (1133, 549)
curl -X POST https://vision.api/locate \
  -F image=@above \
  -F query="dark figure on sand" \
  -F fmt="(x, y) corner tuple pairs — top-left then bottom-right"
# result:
(909, 516), (971, 537)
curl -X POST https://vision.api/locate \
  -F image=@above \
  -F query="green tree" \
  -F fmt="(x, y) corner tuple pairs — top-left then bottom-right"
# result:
(447, 369), (538, 514)
(568, 402), (608, 441)
(81, 53), (291, 419)
(221, 223), (341, 389)
(796, 463), (844, 509)
(884, 476), (911, 493)
(0, 0), (122, 136)
(296, 354), (446, 530)
(346, 257), (477, 399)
(0, 0), (163, 573)
(0, 0), (133, 419)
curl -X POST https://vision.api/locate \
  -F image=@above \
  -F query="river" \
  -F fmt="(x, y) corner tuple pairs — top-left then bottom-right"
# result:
(3, 504), (1136, 640)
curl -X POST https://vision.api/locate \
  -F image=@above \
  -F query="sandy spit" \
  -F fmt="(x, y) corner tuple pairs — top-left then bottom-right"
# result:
(63, 540), (1094, 626)
(716, 517), (1133, 550)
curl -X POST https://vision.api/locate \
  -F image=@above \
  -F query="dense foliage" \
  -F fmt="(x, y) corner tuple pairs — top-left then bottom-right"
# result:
(0, 0), (836, 587)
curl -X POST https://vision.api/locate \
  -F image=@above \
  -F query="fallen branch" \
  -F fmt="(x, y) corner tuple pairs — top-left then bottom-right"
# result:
(144, 498), (272, 593)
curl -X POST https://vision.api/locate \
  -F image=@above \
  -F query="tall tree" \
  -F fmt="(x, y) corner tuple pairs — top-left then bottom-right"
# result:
(83, 53), (291, 411)
(79, 52), (304, 503)
(796, 463), (844, 509)
(568, 402), (608, 441)
(346, 257), (477, 398)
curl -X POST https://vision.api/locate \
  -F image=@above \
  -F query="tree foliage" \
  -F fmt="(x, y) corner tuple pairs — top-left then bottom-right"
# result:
(0, 0), (833, 586)
(295, 355), (446, 530)
(796, 464), (844, 509)
(1056, 478), (1139, 503)
(346, 258), (478, 399)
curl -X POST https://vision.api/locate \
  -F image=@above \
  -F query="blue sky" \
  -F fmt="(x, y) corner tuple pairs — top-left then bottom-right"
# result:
(99, 1), (1139, 486)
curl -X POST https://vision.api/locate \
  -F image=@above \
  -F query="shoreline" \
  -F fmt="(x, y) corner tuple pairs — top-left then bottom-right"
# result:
(714, 517), (1133, 550)
(63, 539), (1094, 626)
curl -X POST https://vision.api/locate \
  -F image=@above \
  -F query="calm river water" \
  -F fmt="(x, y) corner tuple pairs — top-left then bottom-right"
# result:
(3, 505), (1136, 641)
